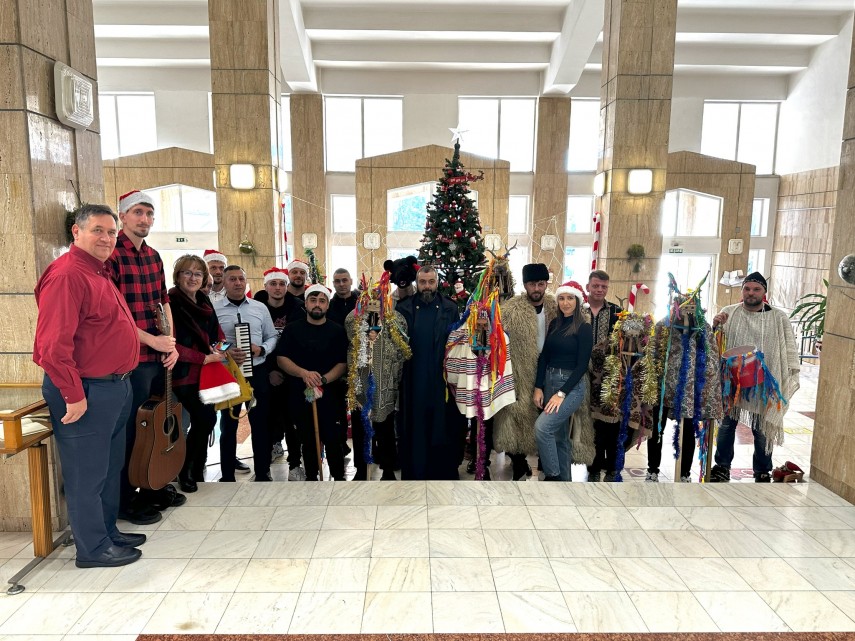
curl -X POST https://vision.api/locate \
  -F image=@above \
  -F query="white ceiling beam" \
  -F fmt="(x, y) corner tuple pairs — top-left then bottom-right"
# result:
(319, 68), (543, 96)
(95, 38), (211, 59)
(676, 10), (844, 36)
(543, 0), (604, 94)
(587, 41), (811, 69)
(312, 41), (550, 64)
(279, 0), (317, 92)
(93, 1), (208, 27)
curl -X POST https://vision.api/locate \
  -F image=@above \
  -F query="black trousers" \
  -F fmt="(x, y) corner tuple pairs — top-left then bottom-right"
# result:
(647, 408), (697, 478)
(269, 376), (300, 469)
(43, 374), (132, 560)
(294, 392), (346, 481)
(219, 364), (271, 481)
(588, 418), (620, 476)
(174, 384), (217, 481)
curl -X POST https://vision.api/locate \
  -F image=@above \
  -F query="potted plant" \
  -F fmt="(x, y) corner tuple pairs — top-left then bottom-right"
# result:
(626, 243), (646, 273)
(790, 279), (827, 353)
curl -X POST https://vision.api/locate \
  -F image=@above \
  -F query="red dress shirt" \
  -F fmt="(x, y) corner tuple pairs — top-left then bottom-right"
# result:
(33, 245), (140, 404)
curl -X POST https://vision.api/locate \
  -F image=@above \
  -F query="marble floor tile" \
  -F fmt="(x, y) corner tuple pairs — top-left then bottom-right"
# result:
(375, 505), (428, 529)
(786, 556), (855, 590)
(430, 557), (494, 591)
(527, 505), (586, 530)
(725, 557), (817, 591)
(142, 592), (232, 633)
(761, 530), (836, 557)
(312, 529), (373, 558)
(0, 593), (98, 635)
(490, 557), (560, 592)
(69, 592), (165, 635)
(103, 558), (189, 592)
(361, 591), (433, 633)
(431, 591), (504, 632)
(157, 506), (225, 531)
(38, 560), (122, 593)
(808, 530), (855, 556)
(646, 530), (721, 558)
(676, 506), (747, 530)
(235, 558), (309, 592)
(563, 484), (622, 507)
(136, 530), (207, 558)
(429, 529), (488, 557)
(321, 505), (377, 529)
(497, 590), (575, 632)
(267, 505), (326, 530)
(627, 506), (692, 530)
(591, 530), (661, 558)
(427, 481), (523, 506)
(232, 482), (332, 507)
(427, 505), (481, 529)
(171, 557), (249, 592)
(694, 591), (788, 631)
(213, 506), (276, 530)
(726, 506), (801, 531)
(668, 485), (724, 507)
(668, 557), (752, 591)
(824, 506), (855, 528)
(0, 533), (33, 559)
(330, 481), (426, 506)
(699, 530), (778, 557)
(288, 592), (365, 633)
(366, 557), (431, 592)
(577, 506), (638, 530)
(610, 557), (690, 591)
(563, 591), (648, 632)
(215, 592), (298, 634)
(181, 481), (238, 506)
(483, 529), (546, 557)
(611, 482), (676, 508)
(194, 529), (263, 558)
(301, 557), (370, 592)
(550, 557), (623, 591)
(0, 591), (31, 628)
(60, 635), (136, 641)
(372, 528), (429, 557)
(824, 591), (855, 621)
(758, 590), (855, 631)
(0, 557), (66, 592)
(253, 530), (318, 559)
(628, 591), (718, 632)
(477, 505), (535, 529)
(538, 529), (604, 558)
(776, 506), (852, 530)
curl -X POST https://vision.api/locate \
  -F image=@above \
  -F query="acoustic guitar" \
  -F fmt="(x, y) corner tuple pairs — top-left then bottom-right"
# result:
(129, 303), (186, 490)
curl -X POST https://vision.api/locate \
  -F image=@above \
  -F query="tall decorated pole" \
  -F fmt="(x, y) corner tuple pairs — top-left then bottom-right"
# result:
(419, 131), (486, 311)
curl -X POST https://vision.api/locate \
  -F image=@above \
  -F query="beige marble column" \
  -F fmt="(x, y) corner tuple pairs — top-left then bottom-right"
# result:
(290, 94), (327, 271)
(531, 97), (570, 281)
(595, 0), (677, 313)
(0, 0), (99, 531)
(208, 0), (283, 291)
(810, 32), (855, 503)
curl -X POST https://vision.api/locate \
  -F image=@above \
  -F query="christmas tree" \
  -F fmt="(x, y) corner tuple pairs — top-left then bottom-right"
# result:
(418, 142), (487, 310)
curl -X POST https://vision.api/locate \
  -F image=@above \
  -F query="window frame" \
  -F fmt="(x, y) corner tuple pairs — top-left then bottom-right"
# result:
(701, 100), (780, 175)
(323, 95), (403, 173)
(99, 92), (158, 159)
(457, 96), (537, 172)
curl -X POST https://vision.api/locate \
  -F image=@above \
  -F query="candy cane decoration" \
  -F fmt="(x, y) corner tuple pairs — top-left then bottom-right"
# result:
(628, 283), (650, 311)
(591, 212), (601, 270)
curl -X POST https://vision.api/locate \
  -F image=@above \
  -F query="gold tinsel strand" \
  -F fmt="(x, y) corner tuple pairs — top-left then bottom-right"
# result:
(346, 328), (361, 411)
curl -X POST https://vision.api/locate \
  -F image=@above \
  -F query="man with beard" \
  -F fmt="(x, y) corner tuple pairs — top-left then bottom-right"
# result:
(109, 190), (181, 525)
(284, 259), (310, 323)
(396, 265), (464, 479)
(493, 263), (557, 481)
(277, 285), (349, 481)
(214, 266), (278, 481)
(327, 268), (358, 326)
(203, 249), (228, 303)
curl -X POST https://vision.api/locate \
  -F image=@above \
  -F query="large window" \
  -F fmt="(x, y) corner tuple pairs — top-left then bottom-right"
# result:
(325, 97), (403, 172)
(99, 93), (157, 159)
(751, 197), (770, 237)
(330, 194), (358, 279)
(280, 95), (293, 172)
(701, 102), (779, 174)
(567, 99), (600, 172)
(508, 196), (529, 235)
(458, 98), (536, 171)
(662, 189), (722, 237)
(564, 195), (595, 282)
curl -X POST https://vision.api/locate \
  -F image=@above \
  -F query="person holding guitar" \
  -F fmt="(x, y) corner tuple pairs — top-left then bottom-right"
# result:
(108, 190), (183, 525)
(168, 255), (227, 492)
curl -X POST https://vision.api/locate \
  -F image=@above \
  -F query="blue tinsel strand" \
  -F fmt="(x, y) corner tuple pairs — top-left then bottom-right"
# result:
(360, 372), (376, 464)
(614, 365), (634, 482)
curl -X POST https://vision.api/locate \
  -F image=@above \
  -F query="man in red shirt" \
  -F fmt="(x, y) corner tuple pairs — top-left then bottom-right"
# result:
(108, 190), (182, 524)
(35, 205), (145, 568)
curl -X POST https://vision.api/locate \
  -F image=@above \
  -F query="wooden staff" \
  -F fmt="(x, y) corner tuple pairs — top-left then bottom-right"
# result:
(311, 399), (324, 481)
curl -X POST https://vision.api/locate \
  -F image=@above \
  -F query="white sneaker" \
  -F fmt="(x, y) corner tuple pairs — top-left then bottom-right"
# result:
(271, 441), (285, 461)
(645, 472), (659, 482)
(288, 466), (306, 481)
(680, 474), (691, 483)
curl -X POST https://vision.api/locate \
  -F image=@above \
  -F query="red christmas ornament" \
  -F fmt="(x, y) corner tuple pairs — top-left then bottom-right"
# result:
(454, 229), (462, 238)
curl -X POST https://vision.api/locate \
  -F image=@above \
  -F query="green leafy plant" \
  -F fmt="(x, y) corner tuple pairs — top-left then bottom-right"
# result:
(626, 243), (646, 273)
(789, 278), (827, 340)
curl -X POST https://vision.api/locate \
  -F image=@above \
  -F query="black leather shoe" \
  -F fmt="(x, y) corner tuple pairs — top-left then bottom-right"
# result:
(118, 498), (162, 525)
(76, 545), (142, 568)
(235, 458), (251, 473)
(178, 473), (198, 493)
(145, 485), (187, 511)
(111, 531), (147, 548)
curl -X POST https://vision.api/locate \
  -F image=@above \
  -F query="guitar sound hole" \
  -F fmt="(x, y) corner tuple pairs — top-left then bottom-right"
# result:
(162, 416), (180, 444)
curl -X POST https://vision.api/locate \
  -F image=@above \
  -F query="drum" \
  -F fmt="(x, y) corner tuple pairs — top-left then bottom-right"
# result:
(722, 345), (765, 388)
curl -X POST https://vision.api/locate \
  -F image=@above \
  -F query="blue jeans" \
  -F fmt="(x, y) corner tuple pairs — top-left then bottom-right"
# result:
(535, 368), (585, 481)
(714, 414), (773, 476)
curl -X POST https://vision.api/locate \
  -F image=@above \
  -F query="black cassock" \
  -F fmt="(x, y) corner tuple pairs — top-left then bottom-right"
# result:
(396, 294), (465, 480)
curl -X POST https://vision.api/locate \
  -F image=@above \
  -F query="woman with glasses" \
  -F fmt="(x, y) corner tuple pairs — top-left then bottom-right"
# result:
(169, 255), (226, 491)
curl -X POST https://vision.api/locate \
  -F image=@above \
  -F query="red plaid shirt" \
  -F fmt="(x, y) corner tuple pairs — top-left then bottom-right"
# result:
(108, 231), (170, 363)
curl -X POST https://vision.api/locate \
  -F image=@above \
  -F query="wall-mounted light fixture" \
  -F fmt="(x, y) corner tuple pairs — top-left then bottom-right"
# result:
(593, 172), (607, 197)
(276, 168), (289, 193)
(627, 169), (653, 195)
(229, 164), (256, 190)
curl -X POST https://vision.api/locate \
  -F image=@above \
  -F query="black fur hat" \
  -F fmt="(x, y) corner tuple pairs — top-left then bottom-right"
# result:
(383, 255), (419, 288)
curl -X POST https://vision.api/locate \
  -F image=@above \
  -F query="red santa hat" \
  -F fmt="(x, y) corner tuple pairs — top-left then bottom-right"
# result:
(555, 280), (587, 304)
(203, 249), (227, 265)
(305, 283), (331, 300)
(288, 259), (310, 273)
(198, 362), (240, 405)
(263, 267), (289, 286)
(118, 190), (155, 213)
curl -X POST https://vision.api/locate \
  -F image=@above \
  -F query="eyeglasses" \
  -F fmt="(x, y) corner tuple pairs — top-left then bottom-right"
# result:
(180, 270), (204, 279)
